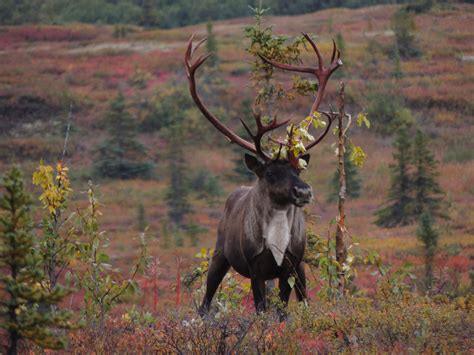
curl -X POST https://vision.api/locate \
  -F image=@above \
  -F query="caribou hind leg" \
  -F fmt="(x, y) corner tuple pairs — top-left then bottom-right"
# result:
(198, 251), (230, 317)
(294, 262), (308, 303)
(277, 274), (293, 321)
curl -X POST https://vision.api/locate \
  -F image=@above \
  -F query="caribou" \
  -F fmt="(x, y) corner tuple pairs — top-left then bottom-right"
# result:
(184, 33), (342, 316)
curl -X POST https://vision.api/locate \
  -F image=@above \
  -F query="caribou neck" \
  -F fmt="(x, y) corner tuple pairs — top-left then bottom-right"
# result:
(249, 181), (295, 266)
(250, 181), (294, 221)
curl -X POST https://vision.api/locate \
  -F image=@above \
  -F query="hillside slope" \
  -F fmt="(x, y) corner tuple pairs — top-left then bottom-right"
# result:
(0, 3), (473, 308)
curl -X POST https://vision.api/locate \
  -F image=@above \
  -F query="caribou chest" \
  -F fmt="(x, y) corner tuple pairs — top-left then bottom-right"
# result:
(263, 209), (292, 266)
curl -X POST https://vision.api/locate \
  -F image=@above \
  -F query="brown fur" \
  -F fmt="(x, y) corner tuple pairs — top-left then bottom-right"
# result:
(199, 156), (312, 317)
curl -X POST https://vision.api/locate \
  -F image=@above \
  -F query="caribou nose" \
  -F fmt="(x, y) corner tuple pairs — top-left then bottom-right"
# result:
(293, 186), (313, 202)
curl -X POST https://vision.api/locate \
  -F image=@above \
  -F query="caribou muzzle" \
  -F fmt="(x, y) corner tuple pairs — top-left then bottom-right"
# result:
(291, 184), (313, 207)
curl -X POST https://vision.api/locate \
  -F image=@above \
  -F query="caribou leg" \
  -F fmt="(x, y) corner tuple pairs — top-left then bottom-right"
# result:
(277, 274), (293, 321)
(250, 277), (267, 313)
(198, 251), (230, 317)
(294, 262), (308, 303)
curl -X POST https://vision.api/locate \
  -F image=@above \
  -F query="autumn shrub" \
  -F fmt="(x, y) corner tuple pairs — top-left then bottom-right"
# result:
(66, 289), (473, 353)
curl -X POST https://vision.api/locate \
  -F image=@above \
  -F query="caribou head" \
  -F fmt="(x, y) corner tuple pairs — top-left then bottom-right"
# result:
(184, 32), (342, 317)
(244, 153), (313, 208)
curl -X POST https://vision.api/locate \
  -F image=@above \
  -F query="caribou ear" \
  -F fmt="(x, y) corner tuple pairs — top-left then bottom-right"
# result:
(300, 153), (311, 166)
(244, 154), (264, 176)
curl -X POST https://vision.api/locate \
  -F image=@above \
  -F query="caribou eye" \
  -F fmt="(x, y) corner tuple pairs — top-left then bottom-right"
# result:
(265, 171), (276, 182)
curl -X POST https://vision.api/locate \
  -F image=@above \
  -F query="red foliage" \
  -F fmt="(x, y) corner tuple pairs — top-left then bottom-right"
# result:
(444, 255), (471, 273)
(298, 332), (331, 354)
(0, 26), (97, 49)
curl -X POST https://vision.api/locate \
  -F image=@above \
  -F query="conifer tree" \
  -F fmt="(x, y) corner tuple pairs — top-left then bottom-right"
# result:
(336, 32), (345, 57)
(392, 39), (403, 79)
(328, 144), (361, 202)
(206, 21), (219, 69)
(165, 126), (192, 228)
(416, 212), (439, 289)
(334, 32), (346, 78)
(375, 128), (414, 227)
(412, 129), (444, 219)
(141, 0), (156, 28)
(0, 167), (72, 354)
(391, 8), (420, 58)
(94, 92), (154, 179)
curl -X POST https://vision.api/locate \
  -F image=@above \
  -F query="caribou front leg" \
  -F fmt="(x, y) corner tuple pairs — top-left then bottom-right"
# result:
(198, 251), (230, 317)
(250, 277), (266, 313)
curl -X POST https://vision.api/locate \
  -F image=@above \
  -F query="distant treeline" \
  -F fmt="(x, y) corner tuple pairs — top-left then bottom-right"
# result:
(1, 0), (412, 28)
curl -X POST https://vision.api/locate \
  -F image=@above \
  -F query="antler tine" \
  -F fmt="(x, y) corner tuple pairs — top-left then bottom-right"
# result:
(259, 33), (342, 115)
(302, 32), (323, 70)
(239, 118), (254, 141)
(331, 39), (337, 62)
(258, 53), (315, 75)
(184, 35), (257, 154)
(304, 111), (335, 151)
(184, 36), (212, 77)
(239, 107), (290, 161)
(191, 36), (208, 57)
(252, 107), (264, 129)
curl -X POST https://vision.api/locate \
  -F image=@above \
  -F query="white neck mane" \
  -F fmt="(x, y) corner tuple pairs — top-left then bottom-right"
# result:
(263, 209), (292, 266)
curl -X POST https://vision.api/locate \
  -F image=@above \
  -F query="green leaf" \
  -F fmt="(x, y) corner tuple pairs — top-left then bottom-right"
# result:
(349, 145), (367, 168)
(356, 113), (370, 128)
(287, 276), (296, 289)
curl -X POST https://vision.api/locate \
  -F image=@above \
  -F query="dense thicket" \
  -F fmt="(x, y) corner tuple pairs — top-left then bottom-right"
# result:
(1, 0), (412, 27)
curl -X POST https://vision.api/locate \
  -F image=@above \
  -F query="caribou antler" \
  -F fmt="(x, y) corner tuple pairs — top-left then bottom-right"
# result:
(258, 33), (342, 154)
(240, 109), (289, 161)
(185, 35), (289, 161)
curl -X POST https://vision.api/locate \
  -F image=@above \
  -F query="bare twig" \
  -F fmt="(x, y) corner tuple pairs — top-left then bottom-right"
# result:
(61, 103), (73, 161)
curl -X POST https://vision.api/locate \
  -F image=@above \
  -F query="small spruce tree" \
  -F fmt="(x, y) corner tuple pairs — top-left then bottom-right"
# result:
(412, 129), (444, 219)
(392, 39), (403, 79)
(165, 126), (192, 228)
(205, 21), (219, 69)
(334, 32), (346, 78)
(416, 212), (439, 290)
(375, 128), (414, 227)
(0, 167), (72, 354)
(141, 0), (156, 28)
(94, 92), (154, 179)
(336, 32), (346, 57)
(391, 8), (420, 58)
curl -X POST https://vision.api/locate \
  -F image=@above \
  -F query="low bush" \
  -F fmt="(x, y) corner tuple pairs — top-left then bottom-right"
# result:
(66, 290), (473, 353)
